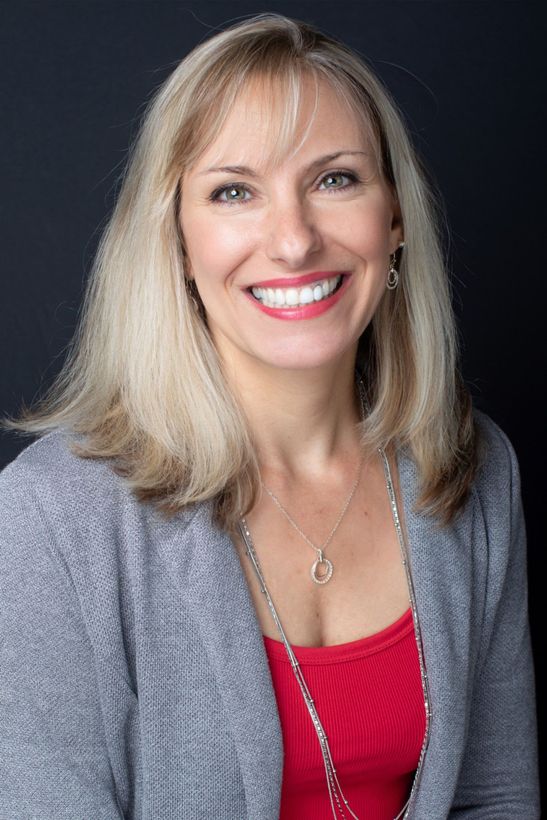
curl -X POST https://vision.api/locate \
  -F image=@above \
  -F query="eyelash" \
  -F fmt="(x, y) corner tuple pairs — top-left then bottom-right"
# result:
(207, 170), (362, 206)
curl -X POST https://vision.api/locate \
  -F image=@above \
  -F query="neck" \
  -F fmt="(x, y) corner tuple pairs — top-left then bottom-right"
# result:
(223, 353), (363, 478)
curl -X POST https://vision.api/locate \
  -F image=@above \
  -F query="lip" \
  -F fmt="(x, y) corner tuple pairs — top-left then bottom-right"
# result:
(245, 273), (351, 320)
(247, 271), (349, 289)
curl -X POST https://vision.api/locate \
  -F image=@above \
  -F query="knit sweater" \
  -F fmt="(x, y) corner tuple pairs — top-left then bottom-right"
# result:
(0, 411), (540, 818)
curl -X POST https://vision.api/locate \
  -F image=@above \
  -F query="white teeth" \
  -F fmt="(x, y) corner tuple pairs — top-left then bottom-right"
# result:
(285, 288), (299, 306)
(250, 275), (342, 308)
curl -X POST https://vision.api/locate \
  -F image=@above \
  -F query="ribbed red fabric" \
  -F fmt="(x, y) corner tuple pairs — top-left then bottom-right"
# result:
(263, 607), (426, 819)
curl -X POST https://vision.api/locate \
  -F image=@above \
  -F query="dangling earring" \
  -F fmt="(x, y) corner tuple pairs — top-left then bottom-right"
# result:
(386, 242), (404, 290)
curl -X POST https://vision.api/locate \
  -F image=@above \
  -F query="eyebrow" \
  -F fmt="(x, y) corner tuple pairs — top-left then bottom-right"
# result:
(197, 150), (369, 177)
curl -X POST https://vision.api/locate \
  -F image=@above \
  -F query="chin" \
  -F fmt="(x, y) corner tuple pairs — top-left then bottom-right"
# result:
(252, 344), (354, 373)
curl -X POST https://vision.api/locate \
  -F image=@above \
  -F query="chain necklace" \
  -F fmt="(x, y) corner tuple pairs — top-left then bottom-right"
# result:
(239, 453), (412, 820)
(261, 454), (363, 584)
(237, 378), (430, 819)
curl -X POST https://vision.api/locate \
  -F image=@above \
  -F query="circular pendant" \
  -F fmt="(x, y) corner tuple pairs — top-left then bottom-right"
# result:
(311, 556), (333, 585)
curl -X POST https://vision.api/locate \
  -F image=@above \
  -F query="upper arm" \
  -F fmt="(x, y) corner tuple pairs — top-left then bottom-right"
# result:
(0, 466), (124, 819)
(450, 423), (540, 816)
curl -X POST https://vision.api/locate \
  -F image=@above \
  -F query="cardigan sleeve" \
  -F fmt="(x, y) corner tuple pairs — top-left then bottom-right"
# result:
(449, 422), (540, 817)
(0, 454), (125, 820)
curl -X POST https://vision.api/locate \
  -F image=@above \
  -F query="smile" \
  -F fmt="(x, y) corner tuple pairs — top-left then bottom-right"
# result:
(245, 273), (350, 321)
(249, 275), (343, 309)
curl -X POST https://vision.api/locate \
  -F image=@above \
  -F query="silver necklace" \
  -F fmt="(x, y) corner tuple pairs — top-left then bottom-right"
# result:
(237, 381), (429, 819)
(239, 448), (414, 820)
(239, 516), (360, 819)
(261, 456), (363, 585)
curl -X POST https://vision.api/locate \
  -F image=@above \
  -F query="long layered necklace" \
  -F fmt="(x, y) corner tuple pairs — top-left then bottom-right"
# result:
(237, 380), (430, 820)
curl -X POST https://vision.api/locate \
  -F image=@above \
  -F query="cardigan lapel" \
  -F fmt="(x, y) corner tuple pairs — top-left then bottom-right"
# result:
(396, 448), (477, 811)
(158, 501), (283, 820)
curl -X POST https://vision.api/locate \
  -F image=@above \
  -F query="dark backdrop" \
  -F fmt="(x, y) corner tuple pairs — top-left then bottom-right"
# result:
(1, 0), (545, 800)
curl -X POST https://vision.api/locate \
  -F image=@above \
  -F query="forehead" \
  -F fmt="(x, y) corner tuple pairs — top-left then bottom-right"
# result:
(189, 73), (375, 175)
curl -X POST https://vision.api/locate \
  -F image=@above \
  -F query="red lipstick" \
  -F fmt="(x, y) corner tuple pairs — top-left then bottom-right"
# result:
(245, 273), (351, 320)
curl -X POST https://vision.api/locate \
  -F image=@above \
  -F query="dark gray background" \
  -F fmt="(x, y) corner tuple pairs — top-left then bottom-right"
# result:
(1, 0), (545, 794)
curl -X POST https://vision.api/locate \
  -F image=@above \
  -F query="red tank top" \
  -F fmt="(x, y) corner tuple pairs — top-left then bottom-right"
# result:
(263, 607), (426, 819)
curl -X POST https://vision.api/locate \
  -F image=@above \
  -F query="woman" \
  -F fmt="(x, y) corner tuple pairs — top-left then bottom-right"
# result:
(0, 12), (539, 820)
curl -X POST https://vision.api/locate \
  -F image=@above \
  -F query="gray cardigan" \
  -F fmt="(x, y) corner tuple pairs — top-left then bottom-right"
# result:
(0, 411), (540, 819)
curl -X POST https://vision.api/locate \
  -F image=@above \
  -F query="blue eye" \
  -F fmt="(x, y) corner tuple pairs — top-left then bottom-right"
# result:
(318, 171), (359, 191)
(209, 184), (251, 204)
(208, 170), (361, 206)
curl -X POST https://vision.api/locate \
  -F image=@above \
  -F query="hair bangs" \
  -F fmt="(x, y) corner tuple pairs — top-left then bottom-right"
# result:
(177, 67), (324, 178)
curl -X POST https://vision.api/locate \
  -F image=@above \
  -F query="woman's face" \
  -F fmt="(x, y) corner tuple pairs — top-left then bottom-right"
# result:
(180, 75), (403, 375)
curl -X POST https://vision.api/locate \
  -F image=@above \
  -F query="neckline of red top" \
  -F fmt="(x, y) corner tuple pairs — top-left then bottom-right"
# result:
(262, 606), (413, 665)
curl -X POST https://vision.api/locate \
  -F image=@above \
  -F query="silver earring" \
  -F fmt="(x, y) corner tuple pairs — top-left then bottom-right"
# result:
(386, 254), (399, 290)
(387, 242), (404, 290)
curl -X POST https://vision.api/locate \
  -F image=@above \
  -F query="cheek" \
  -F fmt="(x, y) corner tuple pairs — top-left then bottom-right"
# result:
(344, 205), (393, 256)
(182, 215), (253, 288)
(316, 193), (393, 256)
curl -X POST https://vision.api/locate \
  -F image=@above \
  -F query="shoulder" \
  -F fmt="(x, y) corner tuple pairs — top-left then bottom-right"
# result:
(0, 430), (206, 669)
(474, 408), (520, 478)
(472, 408), (522, 523)
(465, 409), (527, 602)
(0, 429), (201, 556)
(0, 430), (130, 524)
(0, 432), (130, 594)
(398, 408), (525, 568)
(2, 429), (117, 487)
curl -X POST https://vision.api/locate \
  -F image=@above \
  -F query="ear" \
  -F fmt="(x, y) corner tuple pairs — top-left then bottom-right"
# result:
(182, 252), (194, 282)
(390, 197), (404, 253)
(178, 228), (194, 281)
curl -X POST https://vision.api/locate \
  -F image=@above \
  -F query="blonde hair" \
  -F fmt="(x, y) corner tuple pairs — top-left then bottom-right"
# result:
(3, 13), (477, 529)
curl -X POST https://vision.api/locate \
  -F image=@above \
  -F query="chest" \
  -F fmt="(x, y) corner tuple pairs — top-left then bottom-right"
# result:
(234, 453), (412, 647)
(263, 610), (427, 818)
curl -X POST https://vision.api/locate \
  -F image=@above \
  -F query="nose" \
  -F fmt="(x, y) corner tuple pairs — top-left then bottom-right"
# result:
(264, 195), (323, 269)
